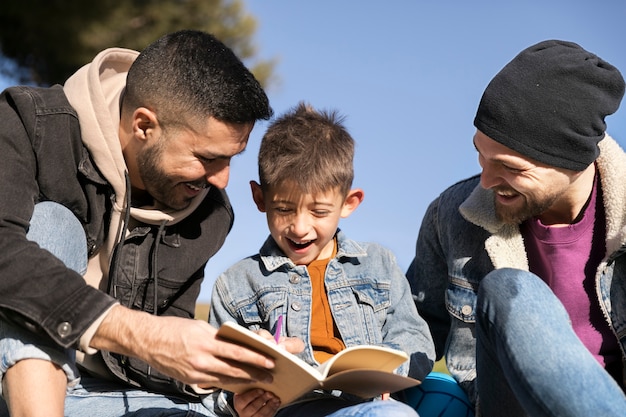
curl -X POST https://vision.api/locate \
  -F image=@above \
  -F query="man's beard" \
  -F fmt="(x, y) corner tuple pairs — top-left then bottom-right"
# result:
(136, 140), (190, 211)
(493, 187), (559, 225)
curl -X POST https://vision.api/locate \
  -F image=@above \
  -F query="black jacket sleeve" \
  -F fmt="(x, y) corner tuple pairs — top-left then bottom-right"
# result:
(0, 86), (117, 349)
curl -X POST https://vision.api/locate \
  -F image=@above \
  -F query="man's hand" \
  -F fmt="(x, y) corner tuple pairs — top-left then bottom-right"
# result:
(89, 305), (275, 387)
(230, 327), (305, 417)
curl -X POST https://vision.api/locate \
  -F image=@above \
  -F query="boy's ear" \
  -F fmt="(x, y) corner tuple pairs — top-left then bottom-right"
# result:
(340, 188), (364, 218)
(250, 181), (266, 212)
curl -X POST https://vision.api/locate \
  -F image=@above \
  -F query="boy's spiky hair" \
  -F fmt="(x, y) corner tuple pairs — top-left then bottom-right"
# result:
(258, 102), (355, 196)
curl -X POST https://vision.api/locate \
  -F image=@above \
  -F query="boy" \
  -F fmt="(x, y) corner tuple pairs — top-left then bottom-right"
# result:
(208, 103), (435, 416)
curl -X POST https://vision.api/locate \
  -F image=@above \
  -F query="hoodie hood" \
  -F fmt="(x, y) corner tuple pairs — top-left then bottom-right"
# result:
(64, 47), (208, 225)
(64, 48), (135, 208)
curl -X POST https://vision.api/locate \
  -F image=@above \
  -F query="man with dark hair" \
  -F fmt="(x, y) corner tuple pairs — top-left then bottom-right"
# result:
(0, 30), (296, 416)
(407, 40), (626, 416)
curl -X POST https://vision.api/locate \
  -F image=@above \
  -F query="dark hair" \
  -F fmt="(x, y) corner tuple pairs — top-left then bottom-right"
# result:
(123, 30), (272, 127)
(258, 102), (354, 196)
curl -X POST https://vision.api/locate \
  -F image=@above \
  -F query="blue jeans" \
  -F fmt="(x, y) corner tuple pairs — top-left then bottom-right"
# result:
(276, 397), (418, 417)
(65, 377), (216, 417)
(476, 268), (626, 416)
(25, 201), (88, 275)
(0, 202), (87, 392)
(64, 380), (418, 417)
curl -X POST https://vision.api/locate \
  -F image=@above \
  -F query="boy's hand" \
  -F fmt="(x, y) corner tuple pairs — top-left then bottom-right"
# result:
(278, 336), (305, 354)
(254, 329), (305, 354)
(234, 389), (280, 417)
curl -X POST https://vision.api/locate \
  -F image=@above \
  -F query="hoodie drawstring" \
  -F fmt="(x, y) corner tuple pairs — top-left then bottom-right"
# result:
(151, 220), (168, 315)
(107, 172), (169, 380)
(146, 219), (167, 379)
(107, 172), (132, 297)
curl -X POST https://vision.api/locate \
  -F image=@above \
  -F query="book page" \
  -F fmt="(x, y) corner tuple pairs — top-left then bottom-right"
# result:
(215, 322), (323, 405)
(318, 345), (409, 377)
(322, 369), (420, 398)
(215, 322), (420, 404)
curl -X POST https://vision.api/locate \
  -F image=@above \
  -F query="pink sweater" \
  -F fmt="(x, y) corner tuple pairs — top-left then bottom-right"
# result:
(521, 174), (621, 372)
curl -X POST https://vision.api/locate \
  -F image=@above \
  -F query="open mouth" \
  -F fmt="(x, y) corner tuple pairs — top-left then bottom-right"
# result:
(288, 238), (315, 251)
(496, 190), (518, 199)
(494, 187), (521, 204)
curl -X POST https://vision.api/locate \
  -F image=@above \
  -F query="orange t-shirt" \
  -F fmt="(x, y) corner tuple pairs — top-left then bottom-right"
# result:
(307, 239), (346, 363)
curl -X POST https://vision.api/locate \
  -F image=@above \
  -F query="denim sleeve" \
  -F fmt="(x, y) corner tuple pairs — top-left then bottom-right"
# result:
(208, 273), (237, 328)
(0, 86), (117, 349)
(377, 246), (435, 381)
(406, 197), (451, 359)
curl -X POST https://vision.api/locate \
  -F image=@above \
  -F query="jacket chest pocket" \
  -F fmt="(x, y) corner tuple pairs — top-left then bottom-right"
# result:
(335, 283), (391, 343)
(446, 277), (478, 323)
(351, 283), (390, 313)
(109, 228), (197, 316)
(237, 290), (288, 330)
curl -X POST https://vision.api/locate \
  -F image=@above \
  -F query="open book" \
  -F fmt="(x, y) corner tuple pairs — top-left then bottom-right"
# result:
(215, 321), (420, 407)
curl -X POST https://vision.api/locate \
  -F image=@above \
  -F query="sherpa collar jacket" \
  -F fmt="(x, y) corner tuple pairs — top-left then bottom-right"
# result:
(407, 135), (626, 405)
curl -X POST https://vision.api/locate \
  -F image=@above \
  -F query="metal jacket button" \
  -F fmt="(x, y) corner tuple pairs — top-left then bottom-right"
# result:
(461, 305), (473, 316)
(57, 322), (72, 338)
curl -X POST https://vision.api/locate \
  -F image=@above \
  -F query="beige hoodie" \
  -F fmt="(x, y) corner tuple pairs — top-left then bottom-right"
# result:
(63, 48), (209, 361)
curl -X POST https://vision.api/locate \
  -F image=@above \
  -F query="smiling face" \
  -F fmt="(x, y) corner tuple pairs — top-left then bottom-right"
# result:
(251, 181), (363, 265)
(126, 109), (252, 210)
(473, 130), (591, 225)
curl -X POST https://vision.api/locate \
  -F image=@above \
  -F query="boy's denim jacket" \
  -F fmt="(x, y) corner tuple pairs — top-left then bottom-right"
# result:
(407, 135), (626, 405)
(209, 230), (435, 386)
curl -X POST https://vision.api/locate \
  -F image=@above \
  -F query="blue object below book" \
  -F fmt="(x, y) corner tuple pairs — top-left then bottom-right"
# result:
(394, 372), (475, 417)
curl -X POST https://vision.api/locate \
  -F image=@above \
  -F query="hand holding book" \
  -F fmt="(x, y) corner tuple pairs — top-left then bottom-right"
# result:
(214, 321), (421, 408)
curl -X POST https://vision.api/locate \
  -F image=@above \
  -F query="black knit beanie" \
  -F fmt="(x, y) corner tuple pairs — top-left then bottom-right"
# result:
(474, 40), (625, 171)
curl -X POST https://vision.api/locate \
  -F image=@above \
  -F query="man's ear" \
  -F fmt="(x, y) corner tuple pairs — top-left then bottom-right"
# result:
(132, 107), (159, 141)
(250, 181), (267, 212)
(340, 188), (364, 218)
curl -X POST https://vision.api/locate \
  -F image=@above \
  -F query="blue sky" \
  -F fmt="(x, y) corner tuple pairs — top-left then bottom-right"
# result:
(2, 1), (625, 303)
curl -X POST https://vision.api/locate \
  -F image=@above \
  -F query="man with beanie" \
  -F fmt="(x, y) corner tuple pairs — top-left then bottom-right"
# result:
(407, 39), (626, 416)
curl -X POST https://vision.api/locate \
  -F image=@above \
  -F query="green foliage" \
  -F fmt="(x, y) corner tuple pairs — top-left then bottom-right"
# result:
(0, 0), (276, 87)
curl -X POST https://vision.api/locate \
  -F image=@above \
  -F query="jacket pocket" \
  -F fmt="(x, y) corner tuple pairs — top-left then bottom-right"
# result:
(237, 289), (288, 329)
(446, 276), (477, 323)
(351, 283), (391, 312)
(350, 283), (391, 341)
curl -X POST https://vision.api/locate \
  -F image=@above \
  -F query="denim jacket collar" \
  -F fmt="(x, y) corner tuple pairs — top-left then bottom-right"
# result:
(258, 229), (368, 271)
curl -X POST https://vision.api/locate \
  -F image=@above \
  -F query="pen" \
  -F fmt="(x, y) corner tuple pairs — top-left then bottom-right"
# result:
(273, 315), (283, 343)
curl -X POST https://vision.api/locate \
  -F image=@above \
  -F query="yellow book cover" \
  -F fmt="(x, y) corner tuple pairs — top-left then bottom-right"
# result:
(214, 321), (421, 407)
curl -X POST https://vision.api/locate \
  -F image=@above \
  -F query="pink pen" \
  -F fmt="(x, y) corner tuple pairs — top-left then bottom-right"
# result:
(273, 315), (283, 343)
